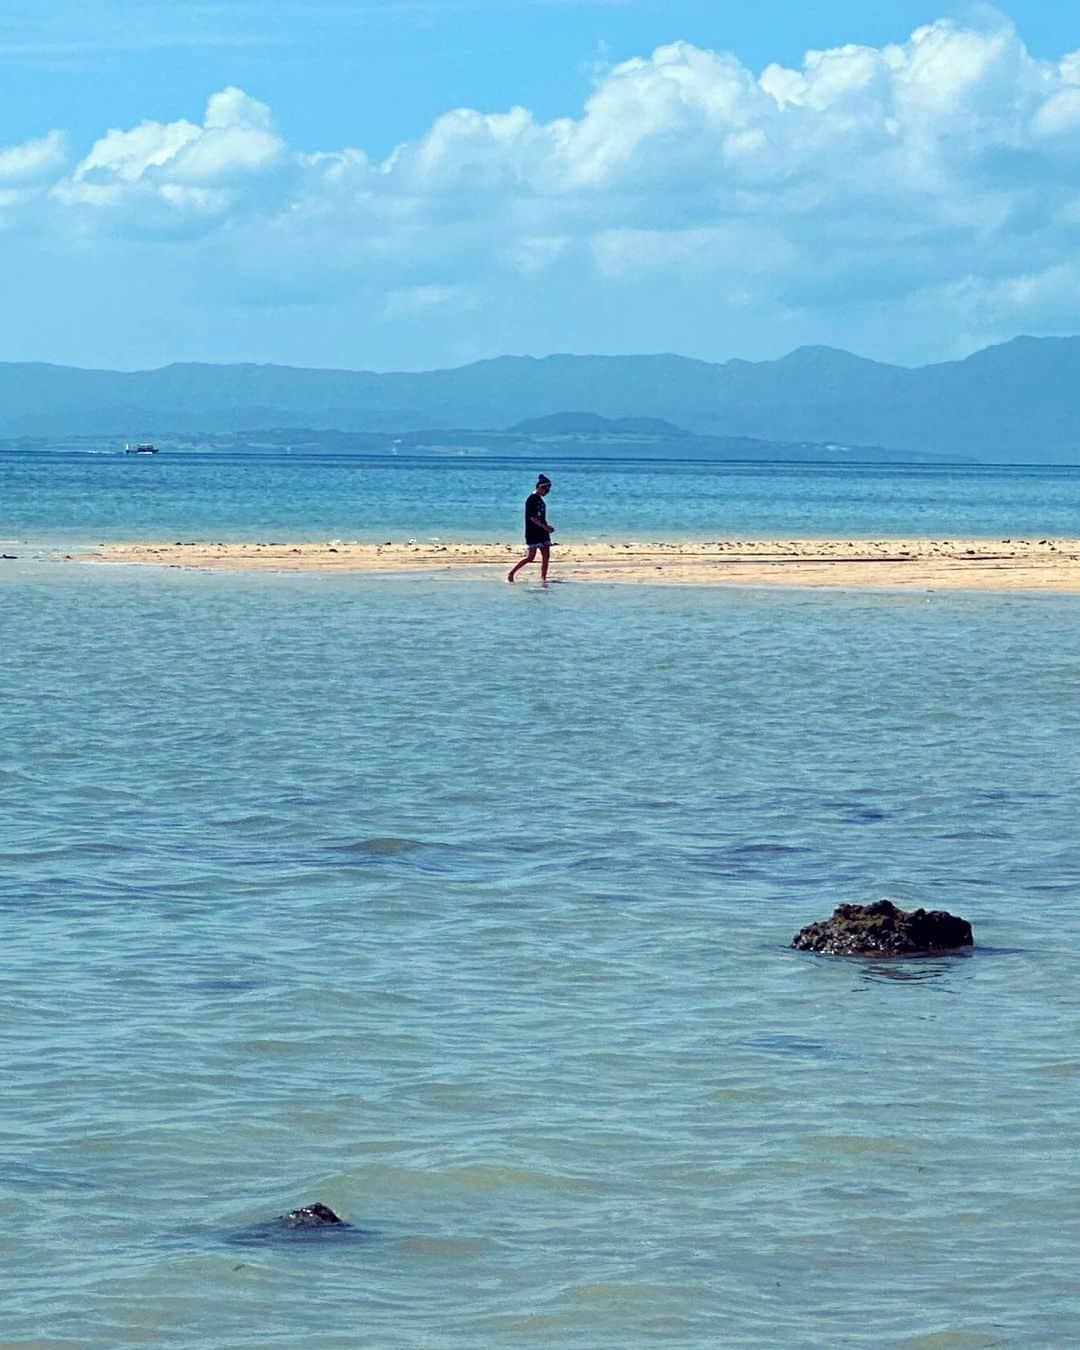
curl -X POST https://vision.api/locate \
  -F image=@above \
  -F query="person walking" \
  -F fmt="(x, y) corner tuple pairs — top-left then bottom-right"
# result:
(507, 474), (555, 582)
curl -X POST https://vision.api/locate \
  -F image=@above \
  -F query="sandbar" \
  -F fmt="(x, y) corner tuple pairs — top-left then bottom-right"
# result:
(70, 536), (1080, 590)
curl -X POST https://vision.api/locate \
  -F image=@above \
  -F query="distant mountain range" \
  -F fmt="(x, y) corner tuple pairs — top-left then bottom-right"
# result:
(2, 335), (1079, 462)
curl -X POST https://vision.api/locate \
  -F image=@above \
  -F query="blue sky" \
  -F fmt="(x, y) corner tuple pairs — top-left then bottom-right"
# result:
(3, 0), (1080, 370)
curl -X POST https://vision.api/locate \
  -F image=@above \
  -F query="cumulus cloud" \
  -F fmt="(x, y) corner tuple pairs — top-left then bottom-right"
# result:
(11, 15), (1080, 351)
(51, 87), (284, 227)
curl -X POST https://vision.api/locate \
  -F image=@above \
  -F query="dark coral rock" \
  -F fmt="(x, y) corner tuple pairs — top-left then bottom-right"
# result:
(281, 1202), (347, 1229)
(227, 1201), (361, 1246)
(791, 900), (973, 956)
(227, 1202), (368, 1246)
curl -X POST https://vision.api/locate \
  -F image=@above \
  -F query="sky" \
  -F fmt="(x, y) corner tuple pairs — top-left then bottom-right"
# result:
(3, 0), (1080, 371)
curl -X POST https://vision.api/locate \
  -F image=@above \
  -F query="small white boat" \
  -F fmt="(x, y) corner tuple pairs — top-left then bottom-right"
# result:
(124, 443), (158, 455)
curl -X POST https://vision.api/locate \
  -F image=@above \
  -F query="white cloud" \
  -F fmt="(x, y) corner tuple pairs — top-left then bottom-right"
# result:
(203, 86), (273, 132)
(51, 86), (285, 224)
(0, 130), (68, 184)
(74, 118), (202, 185)
(12, 15), (1080, 350)
(1032, 86), (1080, 139)
(387, 105), (543, 196)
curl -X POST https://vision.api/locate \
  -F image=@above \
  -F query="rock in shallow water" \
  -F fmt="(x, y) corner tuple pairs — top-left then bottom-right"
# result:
(791, 900), (973, 955)
(281, 1202), (347, 1229)
(228, 1201), (363, 1245)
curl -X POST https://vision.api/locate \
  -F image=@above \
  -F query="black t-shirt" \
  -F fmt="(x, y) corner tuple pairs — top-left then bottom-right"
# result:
(524, 491), (550, 545)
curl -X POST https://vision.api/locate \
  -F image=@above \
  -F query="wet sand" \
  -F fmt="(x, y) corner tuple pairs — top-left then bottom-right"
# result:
(72, 536), (1080, 590)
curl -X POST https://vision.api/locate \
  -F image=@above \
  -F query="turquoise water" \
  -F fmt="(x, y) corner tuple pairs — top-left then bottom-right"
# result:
(3, 459), (1080, 1345)
(6, 449), (1080, 543)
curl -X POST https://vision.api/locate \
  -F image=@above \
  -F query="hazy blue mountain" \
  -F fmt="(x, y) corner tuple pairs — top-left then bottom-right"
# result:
(2, 336), (1079, 460)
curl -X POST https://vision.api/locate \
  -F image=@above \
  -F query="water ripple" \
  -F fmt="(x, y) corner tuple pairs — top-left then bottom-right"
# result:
(2, 571), (1080, 1344)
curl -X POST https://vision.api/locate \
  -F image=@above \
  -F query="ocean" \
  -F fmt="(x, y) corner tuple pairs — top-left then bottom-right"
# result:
(6, 448), (1080, 543)
(2, 451), (1079, 1346)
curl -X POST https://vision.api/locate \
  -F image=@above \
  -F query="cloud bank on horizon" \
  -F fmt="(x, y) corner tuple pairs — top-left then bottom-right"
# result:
(5, 13), (1080, 369)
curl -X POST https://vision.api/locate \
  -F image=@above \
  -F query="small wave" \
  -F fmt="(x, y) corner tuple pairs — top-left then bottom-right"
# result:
(723, 842), (814, 857)
(225, 1219), (375, 1248)
(857, 951), (975, 984)
(0, 839), (136, 864)
(332, 836), (428, 857)
(745, 1034), (834, 1058)
(327, 837), (465, 874)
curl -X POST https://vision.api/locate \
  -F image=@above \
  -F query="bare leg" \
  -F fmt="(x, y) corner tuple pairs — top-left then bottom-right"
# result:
(507, 546), (538, 582)
(539, 545), (550, 581)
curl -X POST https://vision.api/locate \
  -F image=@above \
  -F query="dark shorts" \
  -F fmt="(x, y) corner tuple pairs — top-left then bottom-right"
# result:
(525, 538), (552, 549)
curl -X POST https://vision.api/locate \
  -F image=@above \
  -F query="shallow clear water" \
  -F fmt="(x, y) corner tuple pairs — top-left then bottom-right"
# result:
(2, 551), (1079, 1345)
(6, 449), (1080, 544)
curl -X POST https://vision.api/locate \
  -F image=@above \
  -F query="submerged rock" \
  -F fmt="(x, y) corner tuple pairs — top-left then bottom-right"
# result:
(791, 900), (973, 956)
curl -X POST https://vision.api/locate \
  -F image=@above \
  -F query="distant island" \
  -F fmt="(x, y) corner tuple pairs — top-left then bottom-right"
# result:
(509, 412), (687, 438)
(4, 417), (967, 466)
(2, 334), (1080, 461)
